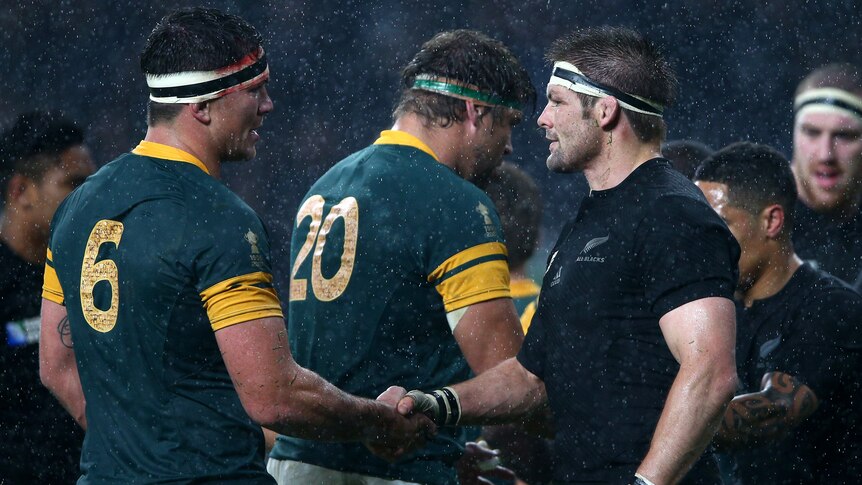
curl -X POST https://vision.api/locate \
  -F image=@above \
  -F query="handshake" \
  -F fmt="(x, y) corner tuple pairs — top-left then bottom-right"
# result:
(363, 386), (447, 461)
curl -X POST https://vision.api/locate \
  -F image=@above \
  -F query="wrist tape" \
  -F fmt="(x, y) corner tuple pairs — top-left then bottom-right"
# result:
(405, 387), (461, 426)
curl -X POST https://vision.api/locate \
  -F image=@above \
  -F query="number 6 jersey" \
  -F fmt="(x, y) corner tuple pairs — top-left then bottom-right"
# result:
(270, 130), (511, 483)
(42, 141), (283, 484)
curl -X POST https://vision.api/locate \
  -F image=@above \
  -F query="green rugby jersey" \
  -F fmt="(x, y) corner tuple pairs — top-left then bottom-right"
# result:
(42, 141), (283, 484)
(270, 131), (511, 484)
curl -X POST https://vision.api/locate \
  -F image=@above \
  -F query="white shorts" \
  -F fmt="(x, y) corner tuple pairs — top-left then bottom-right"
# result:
(266, 459), (423, 485)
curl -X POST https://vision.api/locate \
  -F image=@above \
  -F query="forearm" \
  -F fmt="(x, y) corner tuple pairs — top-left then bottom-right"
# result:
(43, 364), (87, 430)
(637, 365), (735, 484)
(452, 357), (547, 426)
(260, 365), (387, 442)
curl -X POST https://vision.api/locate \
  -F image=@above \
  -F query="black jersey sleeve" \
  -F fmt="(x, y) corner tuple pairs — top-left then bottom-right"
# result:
(635, 195), (740, 317)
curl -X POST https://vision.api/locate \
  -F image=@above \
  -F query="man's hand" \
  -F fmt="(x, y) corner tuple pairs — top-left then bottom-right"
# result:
(364, 386), (437, 462)
(714, 371), (819, 450)
(456, 440), (516, 485)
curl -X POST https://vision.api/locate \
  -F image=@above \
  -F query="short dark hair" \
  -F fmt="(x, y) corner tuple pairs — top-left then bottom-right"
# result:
(546, 26), (676, 143)
(0, 110), (85, 199)
(393, 30), (535, 128)
(796, 63), (862, 97)
(661, 139), (714, 179)
(694, 141), (797, 236)
(484, 162), (542, 269)
(140, 7), (264, 125)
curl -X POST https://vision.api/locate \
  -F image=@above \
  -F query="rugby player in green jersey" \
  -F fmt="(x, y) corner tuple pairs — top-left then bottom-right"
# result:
(267, 30), (534, 484)
(38, 8), (432, 484)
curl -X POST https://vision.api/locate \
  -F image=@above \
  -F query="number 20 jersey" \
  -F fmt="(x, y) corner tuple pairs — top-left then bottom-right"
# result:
(271, 130), (511, 483)
(42, 142), (283, 484)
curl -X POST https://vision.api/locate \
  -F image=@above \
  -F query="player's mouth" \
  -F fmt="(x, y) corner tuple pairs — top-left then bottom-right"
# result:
(814, 168), (841, 190)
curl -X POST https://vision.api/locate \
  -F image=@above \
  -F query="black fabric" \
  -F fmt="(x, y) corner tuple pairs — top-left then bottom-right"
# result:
(725, 263), (862, 484)
(518, 159), (739, 484)
(0, 240), (84, 484)
(792, 200), (862, 285)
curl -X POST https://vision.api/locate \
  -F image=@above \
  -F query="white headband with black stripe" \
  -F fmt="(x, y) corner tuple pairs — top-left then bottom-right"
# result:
(795, 88), (862, 122)
(549, 61), (665, 118)
(146, 47), (269, 104)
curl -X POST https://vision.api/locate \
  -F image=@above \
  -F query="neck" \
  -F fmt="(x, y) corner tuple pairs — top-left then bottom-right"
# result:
(391, 114), (464, 173)
(583, 130), (661, 191)
(0, 211), (46, 264)
(144, 121), (221, 179)
(741, 246), (803, 308)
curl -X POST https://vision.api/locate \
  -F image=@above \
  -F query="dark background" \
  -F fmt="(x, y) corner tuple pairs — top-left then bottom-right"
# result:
(2, 0), (859, 286)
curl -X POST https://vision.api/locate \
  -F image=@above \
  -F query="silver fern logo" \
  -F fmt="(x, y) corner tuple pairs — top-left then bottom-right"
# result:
(576, 235), (609, 263)
(581, 235), (609, 253)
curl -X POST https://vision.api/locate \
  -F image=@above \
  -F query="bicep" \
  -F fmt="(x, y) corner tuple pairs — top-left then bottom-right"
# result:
(452, 298), (524, 374)
(659, 297), (736, 368)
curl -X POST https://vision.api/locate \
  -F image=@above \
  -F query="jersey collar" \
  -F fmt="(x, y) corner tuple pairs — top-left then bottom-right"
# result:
(373, 130), (439, 161)
(132, 141), (210, 175)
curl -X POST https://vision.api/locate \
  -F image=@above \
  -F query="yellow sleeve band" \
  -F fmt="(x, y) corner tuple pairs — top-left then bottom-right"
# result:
(435, 259), (511, 313)
(42, 248), (65, 304)
(200, 272), (284, 331)
(428, 242), (507, 283)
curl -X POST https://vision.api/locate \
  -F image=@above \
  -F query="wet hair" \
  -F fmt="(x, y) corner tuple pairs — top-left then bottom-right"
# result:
(392, 30), (536, 128)
(546, 26), (676, 143)
(694, 141), (797, 237)
(661, 139), (714, 179)
(484, 162), (542, 269)
(0, 110), (84, 200)
(796, 63), (862, 97)
(140, 7), (264, 125)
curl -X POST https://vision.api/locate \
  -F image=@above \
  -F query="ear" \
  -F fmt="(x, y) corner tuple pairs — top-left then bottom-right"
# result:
(596, 96), (621, 129)
(463, 100), (485, 133)
(190, 102), (211, 124)
(5, 174), (33, 206)
(762, 204), (785, 238)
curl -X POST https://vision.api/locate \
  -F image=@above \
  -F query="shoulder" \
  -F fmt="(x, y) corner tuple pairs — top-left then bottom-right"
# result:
(794, 266), (862, 345)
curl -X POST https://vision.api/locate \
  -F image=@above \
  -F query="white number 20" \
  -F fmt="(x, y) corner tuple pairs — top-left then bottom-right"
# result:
(289, 195), (359, 302)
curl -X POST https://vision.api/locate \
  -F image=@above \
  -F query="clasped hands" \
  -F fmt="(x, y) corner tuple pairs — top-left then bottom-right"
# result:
(363, 386), (436, 462)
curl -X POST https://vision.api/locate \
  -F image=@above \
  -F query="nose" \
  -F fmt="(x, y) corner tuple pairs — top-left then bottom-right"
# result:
(813, 134), (835, 163)
(258, 86), (274, 114)
(537, 102), (553, 129)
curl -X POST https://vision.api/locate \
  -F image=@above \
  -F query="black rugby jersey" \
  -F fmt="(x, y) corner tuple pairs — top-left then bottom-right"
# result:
(518, 158), (739, 484)
(727, 263), (861, 484)
(792, 200), (862, 285)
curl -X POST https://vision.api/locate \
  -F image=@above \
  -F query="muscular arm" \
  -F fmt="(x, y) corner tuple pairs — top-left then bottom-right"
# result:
(217, 317), (432, 446)
(398, 357), (547, 426)
(39, 299), (87, 429)
(637, 297), (738, 485)
(713, 371), (819, 450)
(452, 298), (524, 374)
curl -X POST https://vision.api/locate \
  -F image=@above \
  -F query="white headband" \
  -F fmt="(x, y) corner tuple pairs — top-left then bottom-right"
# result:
(794, 87), (862, 122)
(146, 47), (269, 104)
(549, 61), (664, 118)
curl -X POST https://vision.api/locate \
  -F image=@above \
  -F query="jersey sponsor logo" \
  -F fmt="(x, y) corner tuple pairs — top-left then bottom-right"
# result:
(550, 265), (562, 287)
(5, 316), (41, 347)
(576, 234), (609, 263)
(245, 229), (266, 270)
(476, 202), (498, 238)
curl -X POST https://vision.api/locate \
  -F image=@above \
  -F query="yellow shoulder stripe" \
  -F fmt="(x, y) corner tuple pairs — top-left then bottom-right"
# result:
(132, 141), (210, 175)
(373, 130), (439, 161)
(520, 301), (537, 334)
(200, 272), (284, 331)
(510, 278), (540, 299)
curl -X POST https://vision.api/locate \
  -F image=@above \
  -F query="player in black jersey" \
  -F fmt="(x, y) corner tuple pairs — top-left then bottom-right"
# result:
(396, 27), (740, 485)
(695, 141), (861, 484)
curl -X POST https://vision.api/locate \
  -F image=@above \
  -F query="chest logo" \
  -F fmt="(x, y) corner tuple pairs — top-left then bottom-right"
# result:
(759, 334), (782, 359)
(550, 265), (563, 287)
(245, 229), (265, 269)
(576, 234), (609, 263)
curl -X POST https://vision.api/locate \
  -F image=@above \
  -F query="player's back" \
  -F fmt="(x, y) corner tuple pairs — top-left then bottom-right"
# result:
(47, 149), (273, 484)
